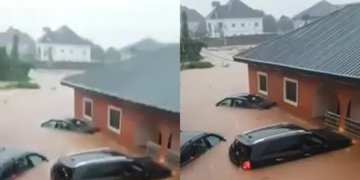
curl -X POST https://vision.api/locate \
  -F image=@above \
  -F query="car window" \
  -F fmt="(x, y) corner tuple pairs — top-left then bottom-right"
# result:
(181, 146), (192, 164)
(218, 98), (232, 106)
(205, 135), (222, 147)
(0, 163), (14, 179)
(27, 154), (46, 167)
(262, 137), (302, 157)
(51, 163), (74, 180)
(14, 157), (33, 174)
(192, 138), (208, 157)
(124, 163), (145, 174)
(232, 99), (245, 107)
(302, 135), (324, 147)
(56, 121), (70, 130)
(42, 120), (57, 128)
(71, 119), (86, 127)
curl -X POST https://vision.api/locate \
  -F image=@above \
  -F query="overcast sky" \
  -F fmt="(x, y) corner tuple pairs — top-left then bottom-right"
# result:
(0, 0), (179, 49)
(181, 0), (360, 19)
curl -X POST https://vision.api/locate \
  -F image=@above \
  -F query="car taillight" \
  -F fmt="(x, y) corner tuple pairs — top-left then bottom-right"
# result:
(242, 161), (251, 170)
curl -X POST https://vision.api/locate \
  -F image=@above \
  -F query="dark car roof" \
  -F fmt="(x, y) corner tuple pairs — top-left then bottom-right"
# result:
(180, 131), (206, 148)
(59, 149), (128, 168)
(0, 148), (31, 165)
(238, 123), (307, 145)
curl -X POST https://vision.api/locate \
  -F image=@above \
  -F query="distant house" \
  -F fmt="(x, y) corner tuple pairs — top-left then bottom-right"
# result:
(293, 1), (343, 29)
(234, 4), (360, 137)
(206, 0), (264, 38)
(61, 44), (180, 163)
(37, 26), (91, 62)
(181, 5), (207, 39)
(119, 38), (165, 61)
(0, 27), (35, 59)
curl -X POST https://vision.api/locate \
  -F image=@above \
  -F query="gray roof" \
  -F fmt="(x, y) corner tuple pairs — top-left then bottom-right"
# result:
(293, 1), (341, 20)
(206, 0), (263, 19)
(181, 6), (205, 22)
(0, 27), (35, 46)
(38, 25), (90, 45)
(234, 4), (360, 80)
(62, 44), (180, 113)
(119, 38), (165, 53)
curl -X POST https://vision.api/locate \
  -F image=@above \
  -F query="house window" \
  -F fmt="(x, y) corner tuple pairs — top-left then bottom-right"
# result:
(107, 106), (122, 133)
(232, 23), (236, 27)
(83, 98), (93, 120)
(70, 50), (73, 54)
(255, 22), (259, 27)
(61, 49), (64, 53)
(158, 133), (162, 145)
(284, 77), (298, 106)
(257, 72), (268, 95)
(241, 23), (245, 27)
(168, 134), (172, 149)
(83, 50), (86, 55)
(208, 23), (212, 32)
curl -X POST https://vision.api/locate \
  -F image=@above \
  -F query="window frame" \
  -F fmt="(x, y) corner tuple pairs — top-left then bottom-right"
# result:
(257, 71), (268, 95)
(83, 97), (93, 121)
(107, 105), (122, 134)
(283, 77), (298, 107)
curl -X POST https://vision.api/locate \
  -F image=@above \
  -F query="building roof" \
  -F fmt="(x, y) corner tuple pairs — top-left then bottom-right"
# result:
(181, 6), (205, 22)
(206, 0), (263, 19)
(293, 0), (341, 20)
(0, 27), (35, 46)
(61, 44), (180, 113)
(38, 25), (90, 45)
(234, 4), (360, 80)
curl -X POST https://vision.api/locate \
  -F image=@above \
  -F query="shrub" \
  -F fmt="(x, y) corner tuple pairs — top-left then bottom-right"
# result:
(181, 61), (214, 71)
(6, 82), (40, 89)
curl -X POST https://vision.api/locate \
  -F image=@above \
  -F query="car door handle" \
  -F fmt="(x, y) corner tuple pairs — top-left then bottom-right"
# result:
(276, 158), (283, 161)
(305, 153), (312, 157)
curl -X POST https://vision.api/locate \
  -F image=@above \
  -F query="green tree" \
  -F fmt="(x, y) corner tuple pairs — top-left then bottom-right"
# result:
(180, 11), (204, 62)
(91, 44), (105, 61)
(105, 47), (121, 62)
(263, 15), (278, 33)
(10, 35), (19, 60)
(278, 15), (294, 33)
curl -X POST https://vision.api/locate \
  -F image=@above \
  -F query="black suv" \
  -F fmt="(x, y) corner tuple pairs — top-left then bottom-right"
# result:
(50, 148), (172, 180)
(229, 123), (352, 170)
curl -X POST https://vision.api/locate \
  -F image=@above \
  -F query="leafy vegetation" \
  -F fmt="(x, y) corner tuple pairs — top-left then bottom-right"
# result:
(180, 10), (208, 64)
(2, 81), (40, 89)
(181, 61), (214, 71)
(0, 35), (34, 82)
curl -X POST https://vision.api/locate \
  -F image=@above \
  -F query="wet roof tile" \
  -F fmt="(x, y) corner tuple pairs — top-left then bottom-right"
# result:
(234, 4), (360, 80)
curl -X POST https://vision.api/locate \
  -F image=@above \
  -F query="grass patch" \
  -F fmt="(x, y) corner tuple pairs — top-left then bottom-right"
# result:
(181, 61), (214, 71)
(2, 81), (40, 89)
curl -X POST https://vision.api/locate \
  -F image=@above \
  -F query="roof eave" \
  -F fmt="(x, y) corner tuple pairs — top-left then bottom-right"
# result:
(233, 56), (360, 83)
(61, 80), (180, 115)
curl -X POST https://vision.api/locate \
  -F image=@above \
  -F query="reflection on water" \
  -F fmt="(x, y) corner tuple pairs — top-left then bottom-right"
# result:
(0, 70), (178, 180)
(181, 49), (360, 180)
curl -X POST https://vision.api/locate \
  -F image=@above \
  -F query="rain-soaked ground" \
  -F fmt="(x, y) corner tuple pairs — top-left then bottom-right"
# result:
(0, 70), (178, 180)
(181, 49), (360, 180)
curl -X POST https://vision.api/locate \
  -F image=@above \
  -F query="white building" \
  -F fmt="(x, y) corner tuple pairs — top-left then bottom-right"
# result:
(206, 0), (264, 38)
(37, 26), (91, 62)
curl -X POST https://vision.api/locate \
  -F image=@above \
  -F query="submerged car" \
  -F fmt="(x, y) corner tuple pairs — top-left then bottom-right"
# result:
(216, 93), (276, 110)
(181, 131), (226, 167)
(41, 118), (100, 134)
(0, 147), (48, 180)
(229, 123), (352, 170)
(51, 148), (172, 180)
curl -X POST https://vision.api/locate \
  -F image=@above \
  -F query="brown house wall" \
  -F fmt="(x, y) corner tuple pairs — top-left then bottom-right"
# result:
(73, 89), (180, 155)
(248, 64), (358, 122)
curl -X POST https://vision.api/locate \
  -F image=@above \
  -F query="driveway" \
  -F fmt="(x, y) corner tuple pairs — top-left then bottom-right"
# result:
(180, 49), (360, 180)
(0, 70), (178, 180)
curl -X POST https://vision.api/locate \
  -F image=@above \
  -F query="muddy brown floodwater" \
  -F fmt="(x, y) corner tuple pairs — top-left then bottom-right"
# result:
(181, 49), (360, 180)
(0, 70), (178, 180)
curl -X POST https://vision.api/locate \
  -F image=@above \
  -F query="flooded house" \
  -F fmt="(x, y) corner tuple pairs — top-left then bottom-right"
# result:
(234, 4), (360, 137)
(61, 44), (180, 164)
